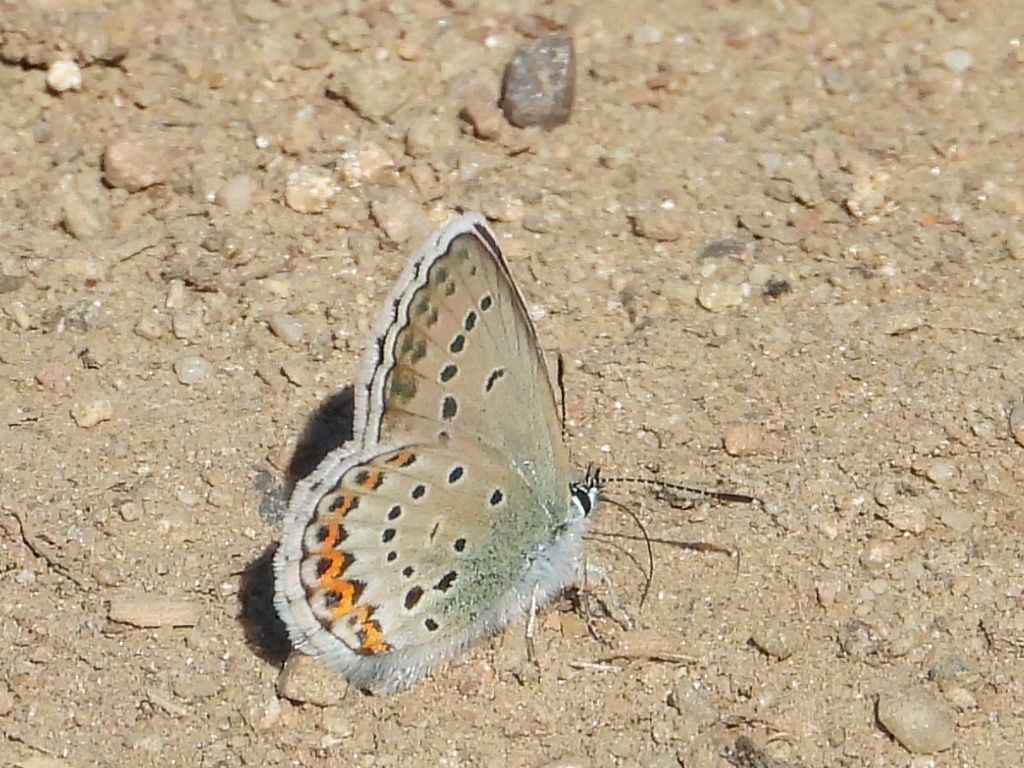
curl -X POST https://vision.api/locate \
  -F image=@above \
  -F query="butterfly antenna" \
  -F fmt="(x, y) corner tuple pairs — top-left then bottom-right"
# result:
(599, 495), (655, 609)
(601, 476), (759, 506)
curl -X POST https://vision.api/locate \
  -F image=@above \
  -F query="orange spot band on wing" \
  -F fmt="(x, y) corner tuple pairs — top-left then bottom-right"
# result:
(325, 577), (361, 620)
(385, 450), (416, 468)
(355, 606), (389, 654)
(317, 549), (352, 582)
(328, 494), (357, 517)
(359, 470), (384, 490)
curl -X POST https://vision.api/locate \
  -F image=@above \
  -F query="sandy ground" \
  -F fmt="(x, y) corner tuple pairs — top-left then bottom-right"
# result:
(2, 1), (1023, 766)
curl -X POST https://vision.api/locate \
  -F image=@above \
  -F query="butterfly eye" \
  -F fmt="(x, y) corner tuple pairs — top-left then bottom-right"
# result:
(570, 482), (596, 516)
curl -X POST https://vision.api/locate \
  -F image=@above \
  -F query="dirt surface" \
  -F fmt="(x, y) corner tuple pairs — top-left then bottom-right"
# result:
(2, 1), (1023, 766)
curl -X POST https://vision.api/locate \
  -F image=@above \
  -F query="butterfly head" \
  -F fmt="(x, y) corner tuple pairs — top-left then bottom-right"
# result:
(569, 463), (601, 519)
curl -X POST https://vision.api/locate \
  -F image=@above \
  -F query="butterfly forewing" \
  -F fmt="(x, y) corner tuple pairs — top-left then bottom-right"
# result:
(364, 226), (568, 492)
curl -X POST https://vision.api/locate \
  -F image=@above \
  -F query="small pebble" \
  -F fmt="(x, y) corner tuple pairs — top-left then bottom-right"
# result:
(135, 314), (164, 340)
(750, 623), (801, 660)
(245, 697), (282, 731)
(860, 540), (895, 573)
(103, 138), (165, 192)
(338, 141), (393, 186)
(839, 620), (881, 659)
(267, 313), (304, 346)
(292, 38), (329, 70)
(284, 166), (336, 213)
(521, 214), (554, 233)
(877, 687), (955, 754)
(1008, 400), (1024, 447)
(174, 354), (213, 385)
(405, 114), (456, 158)
(942, 49), (973, 73)
(58, 176), (103, 239)
(879, 500), (929, 535)
(669, 679), (719, 733)
(479, 193), (525, 223)
(0, 685), (14, 717)
(171, 674), (220, 702)
(62, 298), (103, 332)
(281, 360), (313, 388)
(172, 310), (203, 340)
(929, 654), (981, 693)
(71, 397), (113, 428)
(108, 595), (200, 628)
(815, 577), (842, 607)
(723, 424), (764, 456)
(320, 708), (355, 738)
(215, 174), (258, 215)
(119, 501), (142, 522)
(47, 60), (83, 92)
(460, 85), (503, 140)
(500, 34), (576, 128)
(697, 280), (747, 312)
(277, 652), (349, 706)
(939, 506), (974, 533)
(845, 165), (889, 219)
(631, 209), (682, 242)
(206, 486), (236, 509)
(6, 300), (31, 329)
(370, 192), (432, 246)
(326, 68), (401, 122)
(165, 280), (187, 309)
(923, 460), (956, 486)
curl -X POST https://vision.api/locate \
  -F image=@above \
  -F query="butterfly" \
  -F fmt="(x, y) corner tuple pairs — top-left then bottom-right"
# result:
(273, 212), (599, 693)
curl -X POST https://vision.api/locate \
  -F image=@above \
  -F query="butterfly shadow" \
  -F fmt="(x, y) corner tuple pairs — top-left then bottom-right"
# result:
(237, 384), (357, 665)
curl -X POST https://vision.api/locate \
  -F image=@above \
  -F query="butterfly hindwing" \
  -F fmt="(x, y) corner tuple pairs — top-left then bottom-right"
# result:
(276, 436), (584, 693)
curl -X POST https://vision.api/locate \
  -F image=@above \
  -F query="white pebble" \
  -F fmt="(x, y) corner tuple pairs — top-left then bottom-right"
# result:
(338, 142), (393, 186)
(216, 174), (258, 215)
(942, 49), (974, 73)
(697, 280), (747, 311)
(47, 60), (83, 92)
(71, 397), (113, 428)
(923, 460), (957, 486)
(174, 354), (213, 385)
(285, 166), (336, 213)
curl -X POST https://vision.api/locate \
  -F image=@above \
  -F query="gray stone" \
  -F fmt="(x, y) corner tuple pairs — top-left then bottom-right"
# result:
(500, 34), (575, 128)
